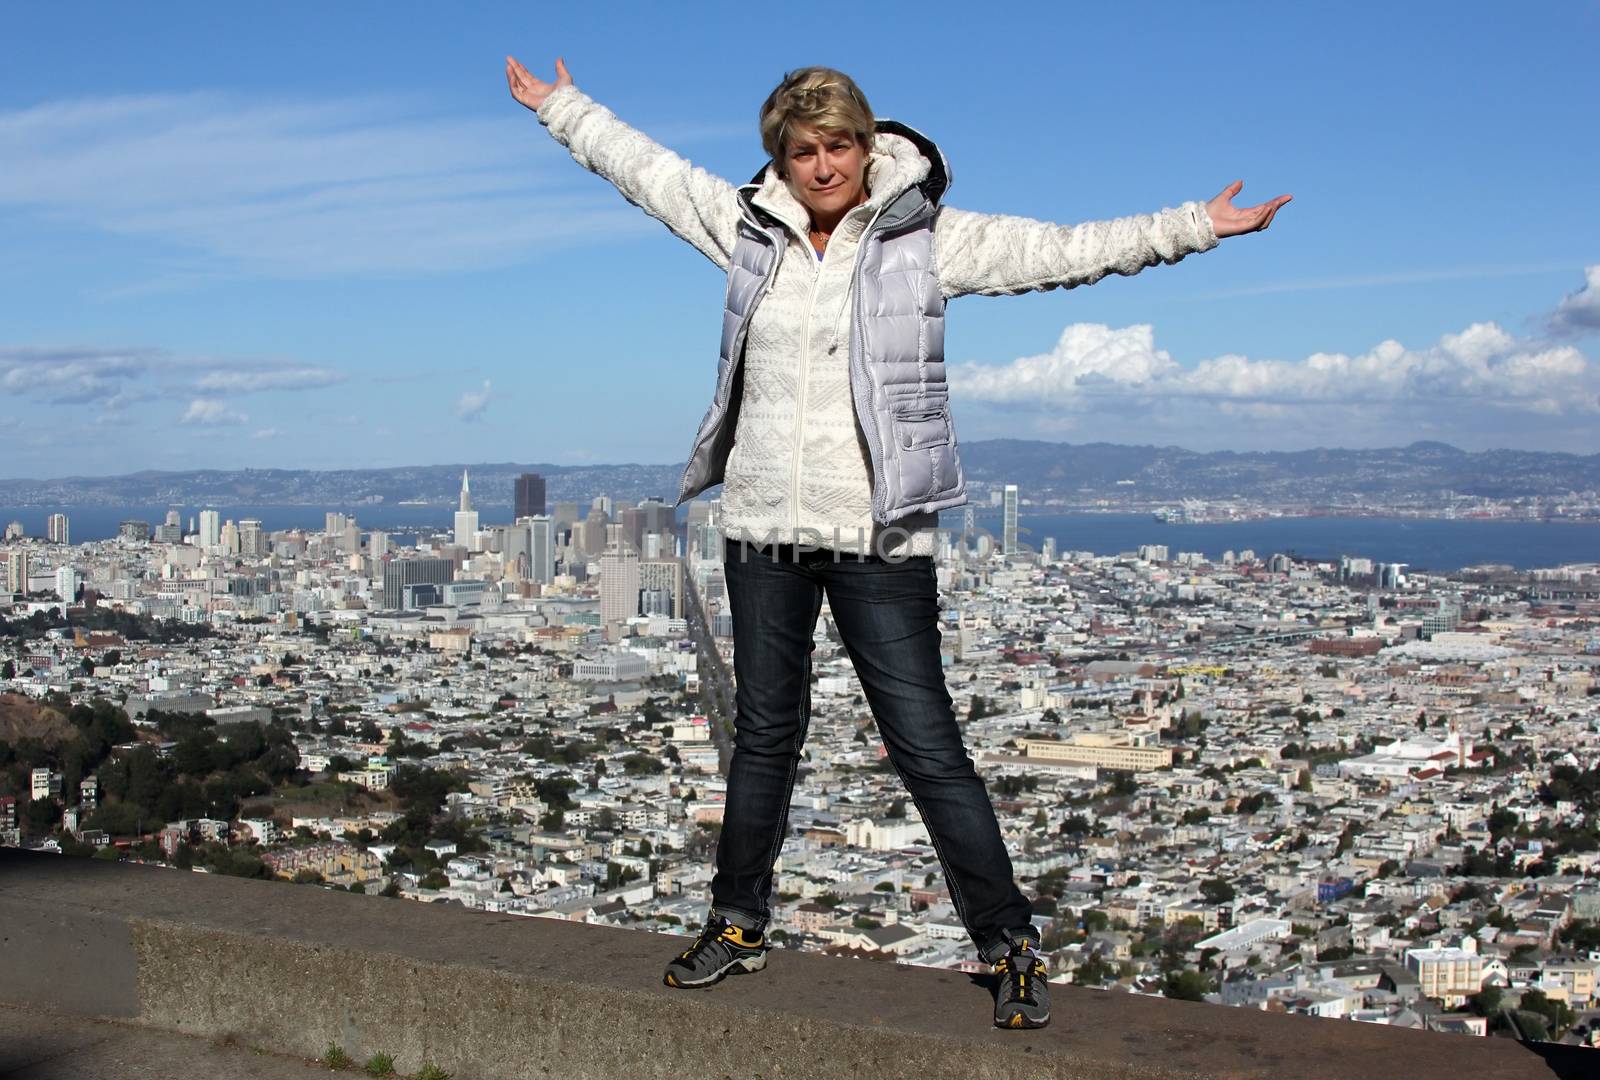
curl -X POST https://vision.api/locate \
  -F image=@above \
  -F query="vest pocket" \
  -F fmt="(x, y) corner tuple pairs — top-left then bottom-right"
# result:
(889, 393), (952, 451)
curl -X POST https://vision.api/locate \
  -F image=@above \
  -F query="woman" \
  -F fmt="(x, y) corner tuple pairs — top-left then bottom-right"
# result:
(507, 57), (1288, 1030)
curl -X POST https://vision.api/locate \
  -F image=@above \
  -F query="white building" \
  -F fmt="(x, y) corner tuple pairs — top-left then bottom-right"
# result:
(454, 470), (480, 551)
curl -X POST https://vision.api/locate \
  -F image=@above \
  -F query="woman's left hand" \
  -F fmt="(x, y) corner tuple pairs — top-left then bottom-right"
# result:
(1204, 181), (1292, 239)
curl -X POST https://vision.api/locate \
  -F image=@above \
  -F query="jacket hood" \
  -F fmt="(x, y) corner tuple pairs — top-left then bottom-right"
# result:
(743, 120), (951, 234)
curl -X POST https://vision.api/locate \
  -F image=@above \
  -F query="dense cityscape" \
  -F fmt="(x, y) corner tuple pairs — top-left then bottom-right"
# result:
(3, 470), (1600, 1050)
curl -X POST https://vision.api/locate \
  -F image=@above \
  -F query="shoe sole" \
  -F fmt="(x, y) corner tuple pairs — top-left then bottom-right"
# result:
(996, 1009), (1050, 1030)
(663, 950), (767, 989)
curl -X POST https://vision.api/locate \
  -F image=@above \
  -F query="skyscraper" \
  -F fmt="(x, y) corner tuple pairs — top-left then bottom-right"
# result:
(1002, 484), (1019, 556)
(527, 515), (555, 585)
(155, 508), (183, 545)
(599, 532), (641, 626)
(54, 566), (80, 602)
(3, 550), (27, 595)
(454, 469), (480, 551)
(220, 520), (240, 556)
(46, 513), (69, 545)
(238, 519), (265, 558)
(198, 510), (221, 549)
(514, 473), (547, 521)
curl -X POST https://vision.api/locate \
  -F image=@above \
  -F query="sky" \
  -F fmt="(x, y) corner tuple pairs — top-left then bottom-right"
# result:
(3, 1), (1599, 479)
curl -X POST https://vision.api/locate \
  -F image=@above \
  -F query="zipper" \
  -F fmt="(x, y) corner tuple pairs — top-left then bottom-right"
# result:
(852, 199), (932, 522)
(676, 203), (782, 505)
(791, 238), (827, 533)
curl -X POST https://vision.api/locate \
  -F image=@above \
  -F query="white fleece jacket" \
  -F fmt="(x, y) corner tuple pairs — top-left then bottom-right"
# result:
(537, 85), (1219, 556)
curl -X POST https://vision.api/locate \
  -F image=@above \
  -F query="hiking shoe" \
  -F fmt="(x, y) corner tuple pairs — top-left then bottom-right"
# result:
(989, 935), (1050, 1029)
(663, 913), (768, 989)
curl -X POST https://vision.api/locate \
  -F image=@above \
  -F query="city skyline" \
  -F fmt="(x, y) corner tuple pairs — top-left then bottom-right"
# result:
(2, 3), (1598, 477)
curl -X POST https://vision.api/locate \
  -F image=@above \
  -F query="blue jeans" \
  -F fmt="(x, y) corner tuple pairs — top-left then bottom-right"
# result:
(710, 540), (1036, 955)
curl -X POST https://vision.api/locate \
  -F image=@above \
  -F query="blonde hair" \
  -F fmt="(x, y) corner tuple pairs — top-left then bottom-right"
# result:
(759, 67), (875, 170)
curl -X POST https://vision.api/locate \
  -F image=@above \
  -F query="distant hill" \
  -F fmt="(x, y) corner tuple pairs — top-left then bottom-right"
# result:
(1, 441), (1597, 508)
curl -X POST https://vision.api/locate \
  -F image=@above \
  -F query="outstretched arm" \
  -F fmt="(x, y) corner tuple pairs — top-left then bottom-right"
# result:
(506, 56), (741, 271)
(934, 183), (1291, 300)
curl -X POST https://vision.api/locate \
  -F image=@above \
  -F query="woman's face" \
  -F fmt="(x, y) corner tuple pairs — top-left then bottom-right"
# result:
(783, 125), (869, 222)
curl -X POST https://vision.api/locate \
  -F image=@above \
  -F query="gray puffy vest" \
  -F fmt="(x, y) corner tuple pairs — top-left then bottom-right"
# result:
(674, 121), (968, 526)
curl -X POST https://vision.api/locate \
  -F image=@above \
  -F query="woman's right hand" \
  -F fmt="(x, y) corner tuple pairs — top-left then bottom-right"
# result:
(506, 56), (573, 113)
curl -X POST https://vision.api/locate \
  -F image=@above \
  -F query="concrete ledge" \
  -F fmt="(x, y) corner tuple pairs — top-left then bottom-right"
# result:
(0, 850), (1581, 1079)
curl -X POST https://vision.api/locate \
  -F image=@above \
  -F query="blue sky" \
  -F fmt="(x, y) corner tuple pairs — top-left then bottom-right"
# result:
(3, 1), (1599, 478)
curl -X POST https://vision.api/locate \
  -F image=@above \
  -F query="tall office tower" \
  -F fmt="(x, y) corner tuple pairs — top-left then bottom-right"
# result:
(198, 510), (221, 549)
(639, 558), (684, 618)
(592, 495), (613, 517)
(552, 501), (580, 532)
(155, 507), (183, 545)
(1041, 537), (1057, 563)
(514, 473), (547, 521)
(688, 522), (721, 563)
(3, 521), (23, 541)
(498, 526), (527, 579)
(381, 556), (456, 610)
(3, 550), (27, 595)
(118, 520), (151, 544)
(220, 520), (241, 555)
(238, 519), (266, 558)
(368, 530), (389, 558)
(639, 497), (674, 535)
(619, 507), (646, 554)
(527, 515), (555, 584)
(685, 499), (717, 526)
(47, 513), (69, 545)
(454, 469), (480, 550)
(325, 512), (349, 536)
(341, 520), (361, 556)
(1002, 484), (1019, 555)
(54, 566), (80, 602)
(580, 505), (610, 558)
(599, 536), (641, 625)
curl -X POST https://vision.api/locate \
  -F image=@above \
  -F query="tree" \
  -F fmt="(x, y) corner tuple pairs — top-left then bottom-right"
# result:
(1518, 989), (1576, 1036)
(1163, 970), (1211, 1001)
(1199, 878), (1236, 904)
(1, 660), (12, 679)
(1469, 986), (1503, 1017)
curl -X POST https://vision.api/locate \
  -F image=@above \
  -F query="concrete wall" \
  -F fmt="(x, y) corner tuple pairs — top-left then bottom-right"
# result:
(0, 850), (1575, 1079)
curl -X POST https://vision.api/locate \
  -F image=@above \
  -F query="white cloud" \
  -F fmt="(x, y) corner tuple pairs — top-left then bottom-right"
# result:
(0, 346), (157, 405)
(250, 427), (282, 440)
(196, 366), (345, 393)
(950, 310), (1600, 450)
(455, 380), (492, 421)
(0, 344), (348, 417)
(0, 92), (650, 278)
(181, 398), (248, 426)
(1551, 265), (1600, 335)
